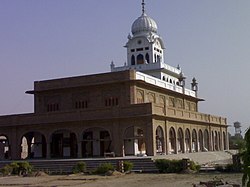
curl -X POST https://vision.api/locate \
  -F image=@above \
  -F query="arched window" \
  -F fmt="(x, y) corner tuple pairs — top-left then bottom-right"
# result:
(137, 54), (144, 64)
(131, 55), (135, 65)
(157, 55), (161, 62)
(169, 127), (176, 154)
(145, 53), (150, 64)
(156, 126), (164, 154)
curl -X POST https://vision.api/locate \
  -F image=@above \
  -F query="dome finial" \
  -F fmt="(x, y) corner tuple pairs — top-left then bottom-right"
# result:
(142, 0), (145, 14)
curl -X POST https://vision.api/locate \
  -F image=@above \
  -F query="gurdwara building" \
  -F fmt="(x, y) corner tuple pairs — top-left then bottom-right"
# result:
(0, 2), (228, 160)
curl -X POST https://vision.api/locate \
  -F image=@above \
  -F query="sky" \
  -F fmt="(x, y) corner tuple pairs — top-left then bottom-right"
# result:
(0, 0), (250, 135)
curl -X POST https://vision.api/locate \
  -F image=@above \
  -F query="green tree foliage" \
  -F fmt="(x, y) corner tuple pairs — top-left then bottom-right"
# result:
(155, 159), (183, 173)
(72, 162), (86, 174)
(123, 161), (134, 172)
(94, 163), (114, 174)
(242, 128), (250, 187)
(155, 159), (200, 173)
(0, 161), (33, 176)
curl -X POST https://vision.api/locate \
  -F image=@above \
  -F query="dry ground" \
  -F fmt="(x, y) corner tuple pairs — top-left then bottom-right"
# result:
(0, 173), (243, 187)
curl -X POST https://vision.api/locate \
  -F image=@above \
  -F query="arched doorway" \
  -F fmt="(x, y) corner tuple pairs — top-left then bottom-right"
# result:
(156, 126), (165, 154)
(198, 130), (203, 151)
(204, 129), (209, 151)
(214, 131), (218, 151)
(21, 132), (46, 159)
(51, 130), (77, 158)
(177, 128), (184, 153)
(124, 126), (146, 156)
(137, 54), (144, 64)
(169, 127), (176, 154)
(131, 55), (135, 65)
(185, 129), (191, 153)
(82, 127), (112, 157)
(192, 129), (198, 152)
(0, 135), (9, 159)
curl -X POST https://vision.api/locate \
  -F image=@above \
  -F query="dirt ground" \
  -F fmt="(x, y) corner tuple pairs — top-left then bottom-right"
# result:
(0, 173), (243, 187)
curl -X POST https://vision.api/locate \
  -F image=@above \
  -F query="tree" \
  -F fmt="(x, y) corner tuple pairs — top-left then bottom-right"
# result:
(242, 128), (250, 187)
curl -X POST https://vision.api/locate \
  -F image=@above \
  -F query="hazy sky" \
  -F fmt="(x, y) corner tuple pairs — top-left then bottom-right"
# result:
(0, 0), (249, 134)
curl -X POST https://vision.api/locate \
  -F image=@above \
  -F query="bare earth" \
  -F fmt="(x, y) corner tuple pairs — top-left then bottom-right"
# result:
(0, 173), (242, 187)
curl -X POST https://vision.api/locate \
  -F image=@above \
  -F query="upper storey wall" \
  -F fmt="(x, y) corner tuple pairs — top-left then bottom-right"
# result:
(31, 70), (137, 114)
(33, 70), (136, 92)
(29, 70), (201, 114)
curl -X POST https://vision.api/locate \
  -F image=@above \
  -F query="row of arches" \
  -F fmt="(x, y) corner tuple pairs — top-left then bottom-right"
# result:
(162, 76), (179, 85)
(0, 126), (227, 159)
(156, 126), (228, 155)
(131, 53), (162, 65)
(0, 126), (148, 159)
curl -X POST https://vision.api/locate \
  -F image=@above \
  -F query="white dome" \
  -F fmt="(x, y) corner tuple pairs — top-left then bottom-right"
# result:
(131, 13), (158, 35)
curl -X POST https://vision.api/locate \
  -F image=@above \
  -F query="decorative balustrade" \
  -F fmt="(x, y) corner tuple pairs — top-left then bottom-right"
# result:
(136, 71), (196, 97)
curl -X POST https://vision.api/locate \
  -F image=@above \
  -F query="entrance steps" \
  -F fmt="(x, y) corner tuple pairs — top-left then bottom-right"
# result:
(0, 157), (158, 174)
(0, 151), (235, 174)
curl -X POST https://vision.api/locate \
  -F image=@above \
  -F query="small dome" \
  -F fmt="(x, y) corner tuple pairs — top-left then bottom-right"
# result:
(131, 13), (158, 35)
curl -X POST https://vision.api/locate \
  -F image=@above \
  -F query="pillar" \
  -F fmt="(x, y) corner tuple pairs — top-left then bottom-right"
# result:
(183, 129), (186, 153)
(77, 141), (82, 158)
(46, 143), (51, 159)
(165, 120), (169, 155)
(146, 121), (154, 156)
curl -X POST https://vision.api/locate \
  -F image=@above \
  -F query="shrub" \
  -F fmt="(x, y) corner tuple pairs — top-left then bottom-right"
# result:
(189, 160), (201, 171)
(18, 161), (33, 175)
(94, 163), (114, 174)
(0, 164), (13, 176)
(155, 159), (183, 173)
(72, 162), (86, 174)
(123, 161), (133, 172)
(1, 161), (33, 176)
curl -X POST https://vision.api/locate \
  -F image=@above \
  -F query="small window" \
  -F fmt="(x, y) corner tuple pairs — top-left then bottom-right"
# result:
(131, 55), (135, 65)
(136, 48), (143, 52)
(131, 49), (135, 52)
(75, 100), (88, 109)
(145, 47), (149, 50)
(145, 53), (150, 64)
(47, 103), (60, 112)
(105, 97), (119, 107)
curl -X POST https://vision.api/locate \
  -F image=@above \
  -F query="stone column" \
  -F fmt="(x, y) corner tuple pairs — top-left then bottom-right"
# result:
(221, 138), (225, 151)
(146, 120), (154, 156)
(112, 121), (123, 157)
(10, 128), (20, 160)
(165, 120), (169, 155)
(183, 129), (186, 153)
(175, 128), (178, 154)
(208, 126), (213, 151)
(46, 143), (51, 159)
(77, 141), (82, 158)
